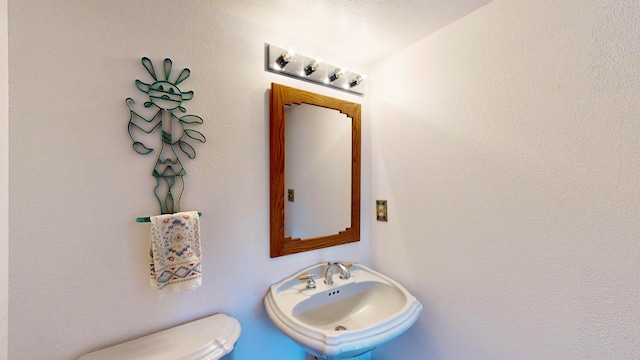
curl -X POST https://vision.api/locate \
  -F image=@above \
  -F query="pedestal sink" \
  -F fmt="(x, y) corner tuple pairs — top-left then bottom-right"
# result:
(264, 263), (423, 359)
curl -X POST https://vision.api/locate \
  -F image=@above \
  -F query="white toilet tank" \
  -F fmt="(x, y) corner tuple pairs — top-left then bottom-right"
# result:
(78, 313), (241, 360)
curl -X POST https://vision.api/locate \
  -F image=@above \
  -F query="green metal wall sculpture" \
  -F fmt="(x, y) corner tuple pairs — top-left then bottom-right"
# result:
(126, 57), (206, 214)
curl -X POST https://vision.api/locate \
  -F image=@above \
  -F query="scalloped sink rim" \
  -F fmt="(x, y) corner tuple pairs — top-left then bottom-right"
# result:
(264, 263), (423, 359)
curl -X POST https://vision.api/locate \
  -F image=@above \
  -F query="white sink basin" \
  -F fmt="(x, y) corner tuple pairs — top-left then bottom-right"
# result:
(264, 263), (423, 359)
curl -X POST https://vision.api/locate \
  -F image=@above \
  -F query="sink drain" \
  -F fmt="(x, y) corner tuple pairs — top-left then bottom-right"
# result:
(334, 325), (347, 331)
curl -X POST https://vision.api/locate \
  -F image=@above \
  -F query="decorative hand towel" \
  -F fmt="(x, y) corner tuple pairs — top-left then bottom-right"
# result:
(149, 211), (202, 292)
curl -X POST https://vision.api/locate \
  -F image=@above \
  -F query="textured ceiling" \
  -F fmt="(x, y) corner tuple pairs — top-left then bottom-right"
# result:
(223, 0), (492, 66)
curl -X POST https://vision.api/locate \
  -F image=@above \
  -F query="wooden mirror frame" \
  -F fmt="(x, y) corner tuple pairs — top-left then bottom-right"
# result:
(270, 83), (361, 257)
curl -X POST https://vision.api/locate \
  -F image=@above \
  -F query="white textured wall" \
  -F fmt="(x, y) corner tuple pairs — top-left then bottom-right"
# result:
(371, 0), (640, 358)
(0, 0), (7, 358)
(8, 1), (370, 359)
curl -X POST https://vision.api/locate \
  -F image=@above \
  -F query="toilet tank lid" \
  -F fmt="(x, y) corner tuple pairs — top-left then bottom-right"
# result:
(78, 313), (241, 360)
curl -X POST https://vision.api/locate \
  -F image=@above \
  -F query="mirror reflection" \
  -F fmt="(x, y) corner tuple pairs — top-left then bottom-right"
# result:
(284, 104), (351, 239)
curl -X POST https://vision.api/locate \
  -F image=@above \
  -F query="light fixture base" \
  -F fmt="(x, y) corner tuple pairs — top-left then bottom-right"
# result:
(265, 44), (365, 96)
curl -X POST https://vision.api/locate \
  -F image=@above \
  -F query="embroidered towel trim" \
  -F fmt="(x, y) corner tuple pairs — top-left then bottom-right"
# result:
(149, 211), (202, 292)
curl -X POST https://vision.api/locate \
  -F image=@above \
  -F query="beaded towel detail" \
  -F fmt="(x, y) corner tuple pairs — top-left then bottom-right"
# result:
(149, 211), (202, 292)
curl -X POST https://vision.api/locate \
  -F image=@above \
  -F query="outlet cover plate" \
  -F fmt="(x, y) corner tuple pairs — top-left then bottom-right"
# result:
(376, 200), (387, 221)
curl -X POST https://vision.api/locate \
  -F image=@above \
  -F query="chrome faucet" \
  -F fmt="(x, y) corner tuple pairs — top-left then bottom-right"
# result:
(324, 262), (351, 285)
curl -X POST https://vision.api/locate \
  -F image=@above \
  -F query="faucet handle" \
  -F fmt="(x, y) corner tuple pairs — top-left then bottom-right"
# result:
(299, 273), (316, 290)
(339, 264), (351, 280)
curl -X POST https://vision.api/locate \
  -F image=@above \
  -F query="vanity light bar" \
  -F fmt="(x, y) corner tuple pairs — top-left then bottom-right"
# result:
(265, 44), (365, 95)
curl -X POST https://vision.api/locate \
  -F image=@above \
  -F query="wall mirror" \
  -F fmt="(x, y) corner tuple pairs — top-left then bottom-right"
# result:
(270, 83), (361, 257)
